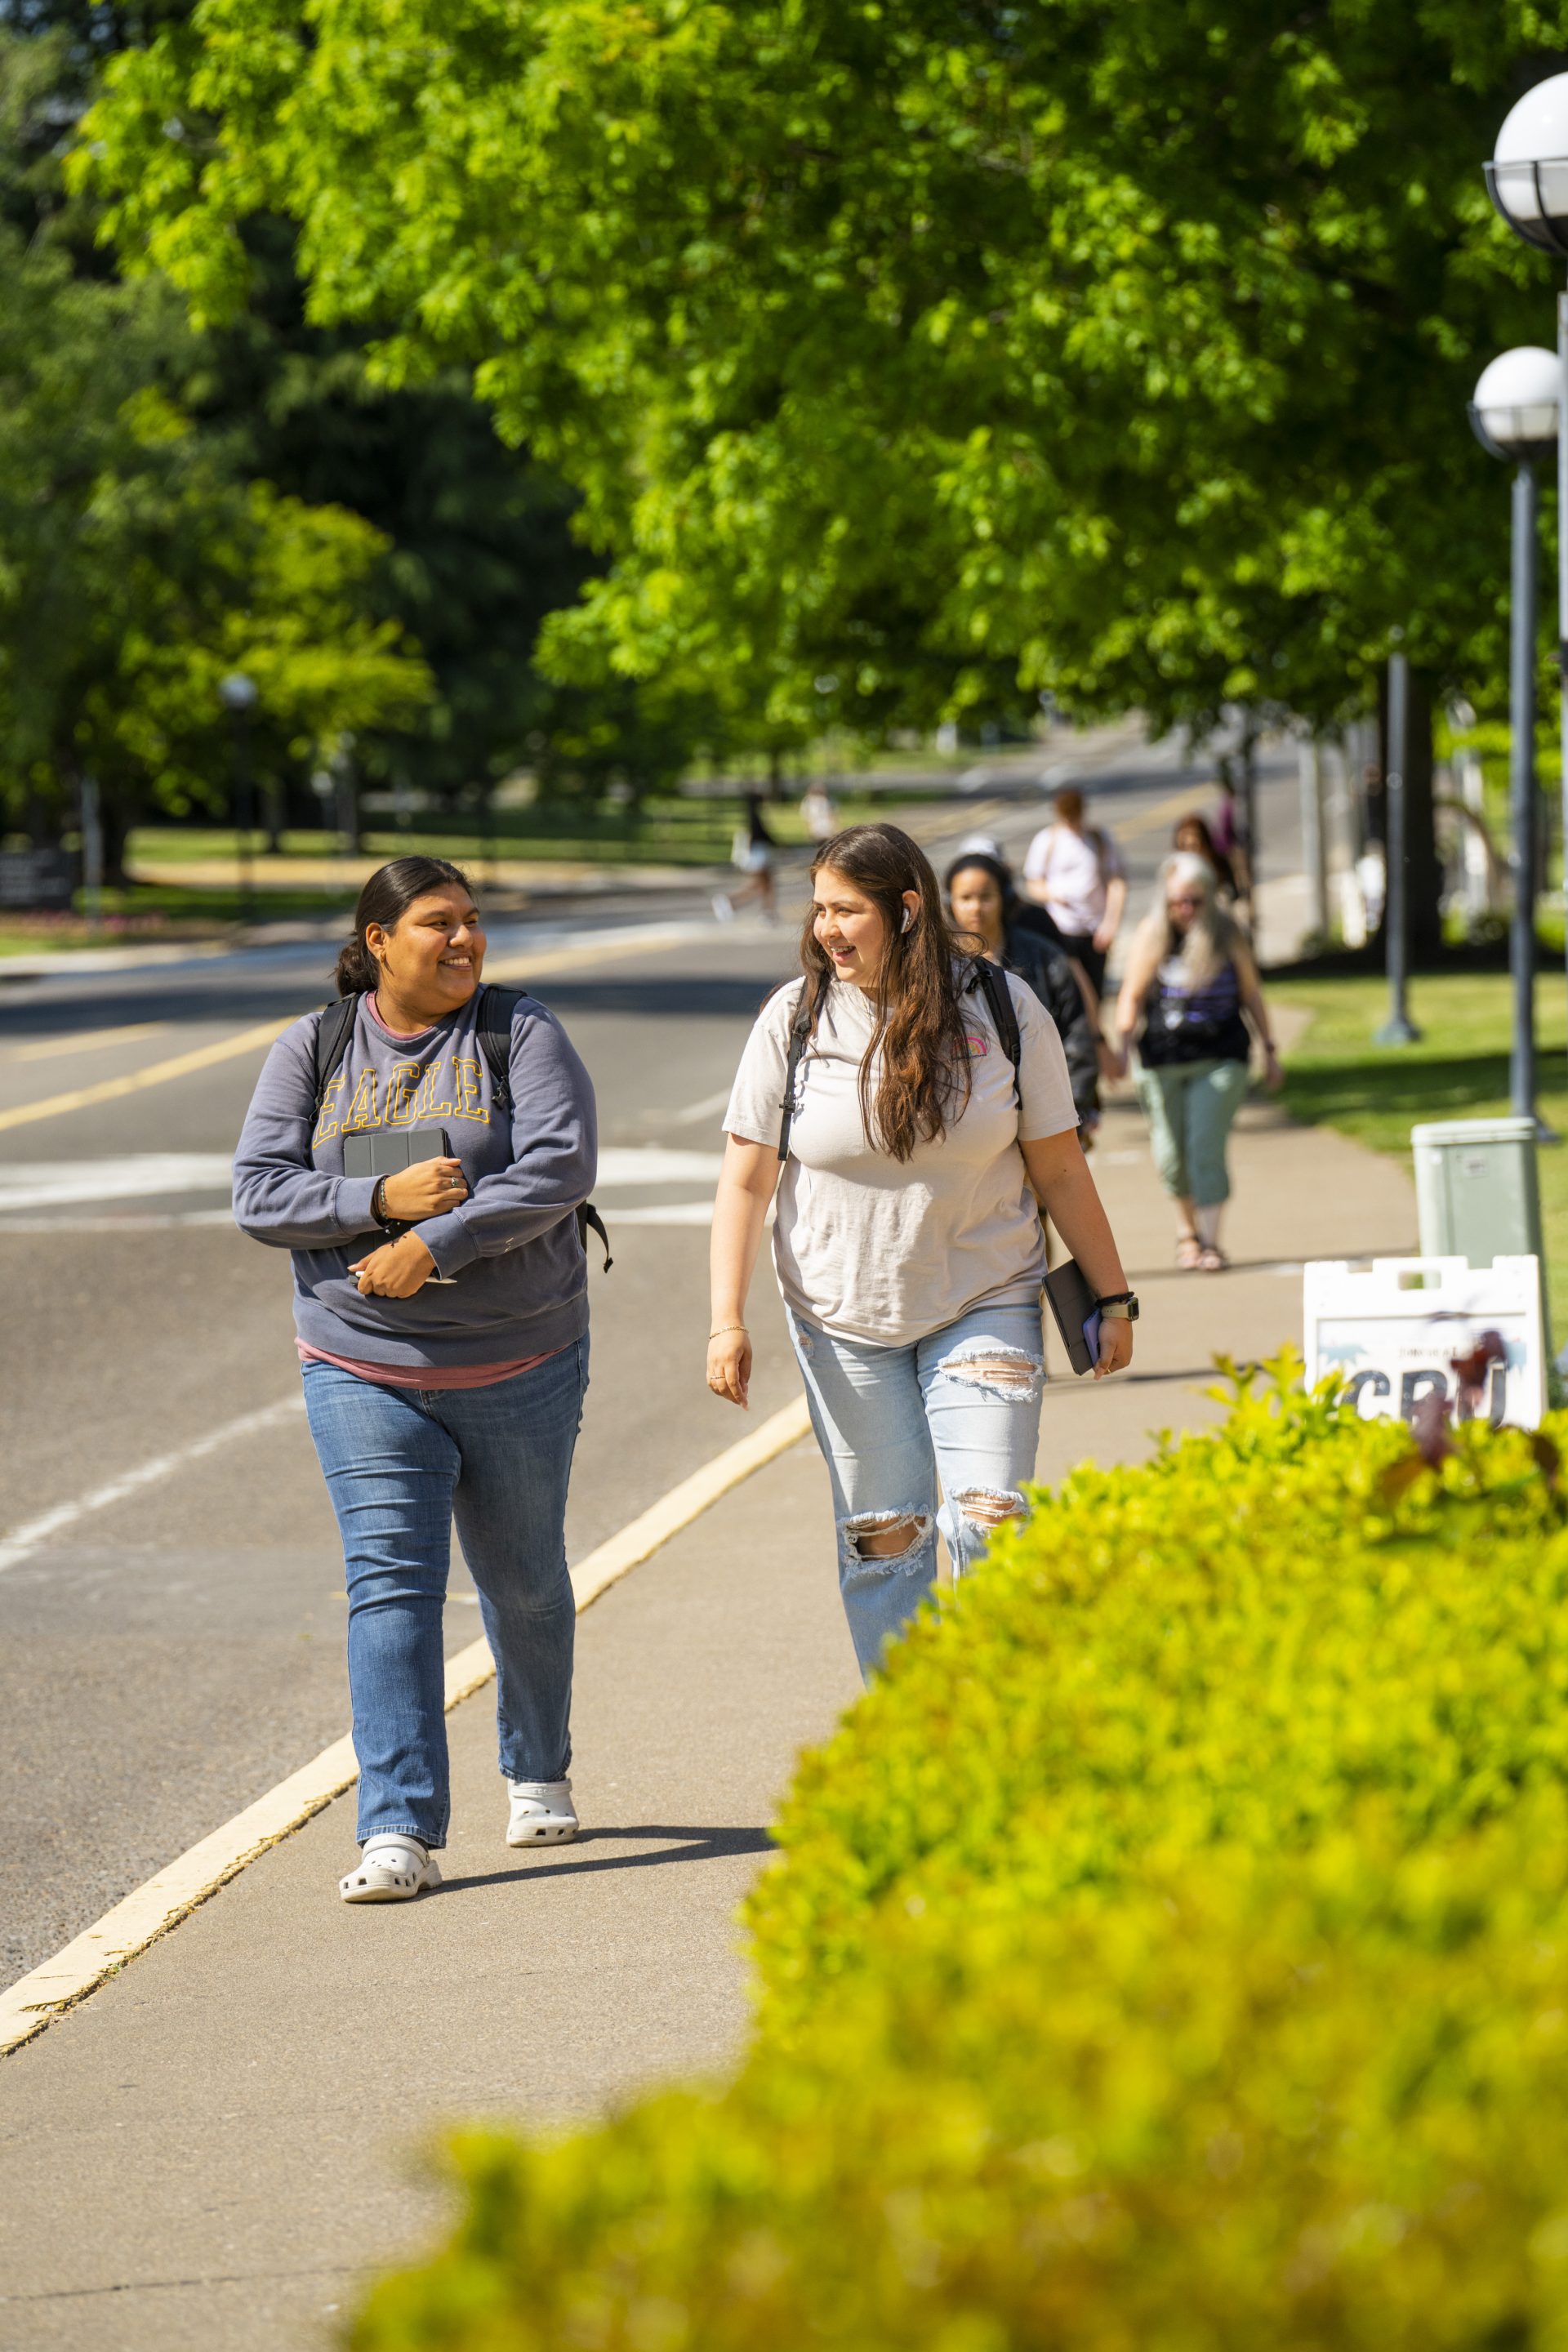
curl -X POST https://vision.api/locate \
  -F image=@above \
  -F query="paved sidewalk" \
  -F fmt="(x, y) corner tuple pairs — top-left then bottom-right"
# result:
(0, 1090), (1414, 2352)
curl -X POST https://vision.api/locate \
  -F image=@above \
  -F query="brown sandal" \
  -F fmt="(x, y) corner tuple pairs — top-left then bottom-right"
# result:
(1196, 1243), (1227, 1273)
(1176, 1233), (1203, 1270)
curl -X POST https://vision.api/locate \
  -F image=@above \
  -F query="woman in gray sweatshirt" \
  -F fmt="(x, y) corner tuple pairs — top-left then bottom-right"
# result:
(234, 856), (597, 1903)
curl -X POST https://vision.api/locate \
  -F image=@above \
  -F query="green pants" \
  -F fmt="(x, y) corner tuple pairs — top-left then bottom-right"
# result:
(1134, 1056), (1250, 1207)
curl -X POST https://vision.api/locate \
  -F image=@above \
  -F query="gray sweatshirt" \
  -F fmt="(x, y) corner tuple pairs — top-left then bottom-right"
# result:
(233, 991), (597, 1368)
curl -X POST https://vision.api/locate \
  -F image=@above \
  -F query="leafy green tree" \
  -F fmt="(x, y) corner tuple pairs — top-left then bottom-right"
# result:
(0, 218), (430, 873)
(82, 0), (1568, 938)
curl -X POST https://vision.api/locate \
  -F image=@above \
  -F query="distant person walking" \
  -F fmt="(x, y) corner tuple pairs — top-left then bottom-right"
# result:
(1173, 811), (1238, 902)
(234, 857), (598, 1903)
(1114, 852), (1281, 1273)
(1021, 788), (1126, 996)
(708, 823), (1135, 1678)
(943, 848), (1102, 1141)
(714, 793), (777, 924)
(800, 782), (839, 844)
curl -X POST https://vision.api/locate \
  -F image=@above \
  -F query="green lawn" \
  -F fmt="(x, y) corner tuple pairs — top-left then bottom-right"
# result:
(1271, 968), (1568, 1331)
(128, 790), (884, 875)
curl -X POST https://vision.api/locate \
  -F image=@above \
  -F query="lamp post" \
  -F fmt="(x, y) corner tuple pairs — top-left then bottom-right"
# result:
(219, 671), (258, 926)
(1374, 644), (1420, 1045)
(1470, 346), (1559, 1132)
(1486, 75), (1568, 1085)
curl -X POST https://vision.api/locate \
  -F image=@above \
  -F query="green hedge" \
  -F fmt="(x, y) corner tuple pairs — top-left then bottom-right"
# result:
(352, 1368), (1568, 2351)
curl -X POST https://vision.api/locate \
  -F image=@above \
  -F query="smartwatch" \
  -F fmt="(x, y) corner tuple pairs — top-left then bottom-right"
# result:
(1095, 1291), (1140, 1322)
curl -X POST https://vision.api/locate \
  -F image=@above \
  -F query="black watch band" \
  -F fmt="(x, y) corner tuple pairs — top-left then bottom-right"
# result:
(371, 1177), (393, 1230)
(1096, 1290), (1135, 1307)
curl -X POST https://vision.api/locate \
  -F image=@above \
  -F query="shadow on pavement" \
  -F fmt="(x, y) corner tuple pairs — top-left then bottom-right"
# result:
(439, 1824), (774, 1894)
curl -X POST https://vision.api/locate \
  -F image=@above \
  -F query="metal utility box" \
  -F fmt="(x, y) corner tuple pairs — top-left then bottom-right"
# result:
(1411, 1116), (1544, 1267)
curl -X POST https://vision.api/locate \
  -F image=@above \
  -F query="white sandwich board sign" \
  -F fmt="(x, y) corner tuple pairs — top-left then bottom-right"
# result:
(1303, 1255), (1545, 1429)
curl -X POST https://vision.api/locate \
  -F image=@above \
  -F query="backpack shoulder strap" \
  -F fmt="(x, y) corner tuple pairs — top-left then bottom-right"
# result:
(312, 996), (360, 1116)
(475, 982), (524, 1108)
(474, 982), (612, 1272)
(777, 978), (823, 1163)
(969, 957), (1022, 1105)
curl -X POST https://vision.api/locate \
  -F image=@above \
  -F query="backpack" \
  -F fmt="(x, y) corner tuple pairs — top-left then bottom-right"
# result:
(311, 984), (612, 1269)
(777, 958), (1021, 1161)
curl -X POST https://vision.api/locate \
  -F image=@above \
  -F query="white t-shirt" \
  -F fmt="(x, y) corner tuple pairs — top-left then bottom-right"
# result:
(724, 969), (1077, 1348)
(1022, 822), (1124, 935)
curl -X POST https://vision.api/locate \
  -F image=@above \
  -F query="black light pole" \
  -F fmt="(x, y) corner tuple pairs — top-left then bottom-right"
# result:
(1512, 461), (1542, 1123)
(1470, 346), (1559, 1133)
(1374, 647), (1420, 1045)
(1486, 78), (1568, 1115)
(219, 671), (258, 927)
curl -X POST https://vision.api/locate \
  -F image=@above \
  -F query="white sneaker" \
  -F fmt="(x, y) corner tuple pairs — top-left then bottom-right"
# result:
(506, 1778), (579, 1846)
(339, 1834), (442, 1904)
(711, 893), (735, 922)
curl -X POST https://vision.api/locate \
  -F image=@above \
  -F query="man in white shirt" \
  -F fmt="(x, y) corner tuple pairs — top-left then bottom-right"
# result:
(1022, 787), (1127, 995)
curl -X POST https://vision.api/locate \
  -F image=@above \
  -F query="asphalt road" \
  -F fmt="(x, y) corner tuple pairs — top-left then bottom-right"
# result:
(0, 729), (1302, 1989)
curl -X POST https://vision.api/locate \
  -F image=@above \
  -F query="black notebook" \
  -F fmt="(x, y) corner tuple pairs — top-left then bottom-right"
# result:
(1043, 1258), (1099, 1378)
(341, 1125), (459, 1282)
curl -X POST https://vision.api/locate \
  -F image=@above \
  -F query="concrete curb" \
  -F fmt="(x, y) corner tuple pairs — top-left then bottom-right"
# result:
(0, 1396), (811, 2060)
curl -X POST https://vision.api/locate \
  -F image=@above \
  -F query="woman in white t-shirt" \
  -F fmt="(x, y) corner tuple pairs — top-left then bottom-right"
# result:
(707, 823), (1134, 1677)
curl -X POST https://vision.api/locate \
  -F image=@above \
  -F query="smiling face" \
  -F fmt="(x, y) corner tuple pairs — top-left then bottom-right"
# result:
(812, 866), (893, 991)
(368, 885), (486, 1022)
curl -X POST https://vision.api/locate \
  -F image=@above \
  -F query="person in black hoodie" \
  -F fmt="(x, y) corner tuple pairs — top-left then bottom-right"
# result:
(943, 849), (1102, 1141)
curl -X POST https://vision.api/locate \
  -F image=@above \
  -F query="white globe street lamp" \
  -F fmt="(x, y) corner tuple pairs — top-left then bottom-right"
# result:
(1487, 79), (1568, 1105)
(1472, 350), (1559, 1133)
(1486, 76), (1568, 256)
(1470, 345), (1563, 461)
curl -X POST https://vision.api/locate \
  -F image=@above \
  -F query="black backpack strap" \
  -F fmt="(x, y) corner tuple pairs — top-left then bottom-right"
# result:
(777, 977), (824, 1163)
(969, 957), (1022, 1105)
(312, 996), (360, 1116)
(476, 982), (612, 1272)
(577, 1203), (612, 1271)
(474, 982), (524, 1110)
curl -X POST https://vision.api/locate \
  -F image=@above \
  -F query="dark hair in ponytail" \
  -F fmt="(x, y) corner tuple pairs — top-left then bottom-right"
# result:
(334, 857), (473, 997)
(801, 823), (971, 1161)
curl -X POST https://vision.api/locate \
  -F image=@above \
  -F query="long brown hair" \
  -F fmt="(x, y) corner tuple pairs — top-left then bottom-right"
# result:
(801, 823), (972, 1161)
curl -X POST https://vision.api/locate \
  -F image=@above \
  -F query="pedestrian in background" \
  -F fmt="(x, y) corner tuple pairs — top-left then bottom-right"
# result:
(234, 857), (597, 1903)
(708, 822), (1135, 1678)
(1021, 787), (1126, 996)
(1114, 852), (1281, 1273)
(943, 848), (1102, 1142)
(1172, 811), (1238, 902)
(714, 792), (777, 924)
(800, 781), (839, 844)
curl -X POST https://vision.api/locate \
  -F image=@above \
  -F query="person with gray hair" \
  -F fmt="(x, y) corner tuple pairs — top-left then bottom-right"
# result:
(1113, 852), (1281, 1272)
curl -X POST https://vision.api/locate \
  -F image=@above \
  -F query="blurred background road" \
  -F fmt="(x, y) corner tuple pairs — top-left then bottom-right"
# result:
(0, 730), (1302, 1992)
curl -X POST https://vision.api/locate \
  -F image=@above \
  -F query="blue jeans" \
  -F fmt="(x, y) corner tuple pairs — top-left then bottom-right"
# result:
(789, 1299), (1045, 1679)
(302, 1342), (587, 1849)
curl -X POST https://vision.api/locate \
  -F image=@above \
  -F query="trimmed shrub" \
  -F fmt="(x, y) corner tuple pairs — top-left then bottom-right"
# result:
(351, 1370), (1568, 2351)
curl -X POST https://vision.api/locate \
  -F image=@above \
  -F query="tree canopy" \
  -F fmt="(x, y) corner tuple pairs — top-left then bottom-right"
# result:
(77, 0), (1568, 751)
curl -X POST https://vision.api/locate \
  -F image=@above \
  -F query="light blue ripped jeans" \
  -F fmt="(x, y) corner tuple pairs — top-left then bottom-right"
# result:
(788, 1297), (1045, 1680)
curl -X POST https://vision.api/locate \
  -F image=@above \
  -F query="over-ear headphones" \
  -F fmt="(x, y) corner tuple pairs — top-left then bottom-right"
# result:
(901, 905), (915, 933)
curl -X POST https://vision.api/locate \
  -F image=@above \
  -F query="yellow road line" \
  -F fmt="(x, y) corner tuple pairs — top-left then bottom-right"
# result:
(0, 1020), (296, 1137)
(0, 1392), (812, 2059)
(13, 1022), (168, 1063)
(0, 924), (704, 1138)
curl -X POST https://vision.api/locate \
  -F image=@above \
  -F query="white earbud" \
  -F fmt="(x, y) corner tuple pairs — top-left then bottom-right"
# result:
(901, 905), (915, 933)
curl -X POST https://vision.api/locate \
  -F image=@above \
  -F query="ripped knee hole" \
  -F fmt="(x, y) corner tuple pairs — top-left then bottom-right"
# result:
(954, 1486), (1028, 1531)
(843, 1509), (933, 1560)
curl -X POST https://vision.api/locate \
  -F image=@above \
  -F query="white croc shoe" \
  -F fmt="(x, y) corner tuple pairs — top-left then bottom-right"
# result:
(506, 1778), (579, 1847)
(339, 1834), (442, 1904)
